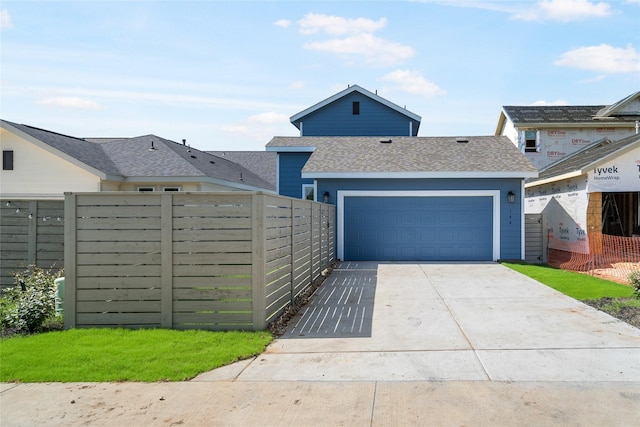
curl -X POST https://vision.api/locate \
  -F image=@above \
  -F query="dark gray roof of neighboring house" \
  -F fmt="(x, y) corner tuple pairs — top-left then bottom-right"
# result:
(527, 133), (640, 185)
(267, 136), (537, 176)
(2, 120), (273, 190)
(4, 120), (122, 176)
(502, 105), (606, 125)
(207, 151), (277, 188)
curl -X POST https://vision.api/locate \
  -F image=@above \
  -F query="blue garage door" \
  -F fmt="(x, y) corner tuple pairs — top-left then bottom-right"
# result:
(344, 196), (493, 261)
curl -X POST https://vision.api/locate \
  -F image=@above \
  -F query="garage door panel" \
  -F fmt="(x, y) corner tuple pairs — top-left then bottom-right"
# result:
(344, 196), (493, 261)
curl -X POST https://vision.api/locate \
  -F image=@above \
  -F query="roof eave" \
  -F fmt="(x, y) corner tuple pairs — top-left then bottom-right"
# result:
(525, 171), (584, 188)
(265, 145), (316, 152)
(302, 171), (538, 179)
(1, 121), (115, 180)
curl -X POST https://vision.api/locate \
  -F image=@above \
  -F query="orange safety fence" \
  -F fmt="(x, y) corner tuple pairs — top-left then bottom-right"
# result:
(547, 232), (640, 284)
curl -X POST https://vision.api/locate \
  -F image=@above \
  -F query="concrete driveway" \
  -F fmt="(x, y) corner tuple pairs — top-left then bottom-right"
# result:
(199, 262), (640, 382)
(2, 262), (640, 426)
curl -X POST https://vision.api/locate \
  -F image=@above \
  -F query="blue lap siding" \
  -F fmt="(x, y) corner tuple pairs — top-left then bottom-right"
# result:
(300, 92), (419, 137)
(277, 152), (313, 198)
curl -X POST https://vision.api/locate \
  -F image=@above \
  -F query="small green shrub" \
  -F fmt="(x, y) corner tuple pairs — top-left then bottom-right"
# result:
(1, 266), (63, 334)
(628, 270), (640, 298)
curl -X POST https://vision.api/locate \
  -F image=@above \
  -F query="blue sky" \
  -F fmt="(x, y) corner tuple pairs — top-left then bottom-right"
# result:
(1, 0), (639, 151)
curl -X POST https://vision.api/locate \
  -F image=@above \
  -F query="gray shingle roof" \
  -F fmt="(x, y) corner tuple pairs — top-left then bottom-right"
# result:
(502, 106), (606, 125)
(268, 136), (537, 176)
(4, 120), (122, 176)
(527, 133), (640, 185)
(2, 120), (273, 190)
(207, 151), (277, 188)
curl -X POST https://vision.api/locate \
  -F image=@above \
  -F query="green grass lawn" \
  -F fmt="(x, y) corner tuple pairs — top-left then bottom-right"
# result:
(0, 328), (272, 383)
(502, 262), (634, 300)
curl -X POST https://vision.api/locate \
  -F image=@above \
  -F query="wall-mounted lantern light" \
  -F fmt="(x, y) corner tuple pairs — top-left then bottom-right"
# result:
(323, 191), (330, 203)
(507, 191), (516, 204)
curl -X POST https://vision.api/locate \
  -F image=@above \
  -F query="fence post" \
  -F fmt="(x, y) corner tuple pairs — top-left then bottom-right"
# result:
(252, 193), (267, 330)
(27, 200), (38, 266)
(290, 199), (295, 305)
(63, 193), (76, 329)
(160, 194), (173, 328)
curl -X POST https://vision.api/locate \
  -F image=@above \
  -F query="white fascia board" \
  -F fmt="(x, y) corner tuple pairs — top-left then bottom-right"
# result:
(525, 171), (585, 188)
(336, 190), (501, 261)
(2, 121), (112, 180)
(265, 146), (316, 152)
(302, 171), (538, 179)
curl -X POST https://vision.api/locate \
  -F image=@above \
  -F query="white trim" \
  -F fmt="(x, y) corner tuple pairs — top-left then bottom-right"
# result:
(303, 171), (538, 179)
(265, 146), (316, 152)
(302, 183), (314, 200)
(337, 190), (501, 261)
(289, 85), (422, 124)
(525, 171), (583, 188)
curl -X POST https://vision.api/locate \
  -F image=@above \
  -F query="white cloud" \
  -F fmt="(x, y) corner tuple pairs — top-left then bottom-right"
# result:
(1, 9), (13, 30)
(513, 0), (614, 22)
(298, 13), (386, 35)
(531, 99), (569, 106)
(220, 112), (295, 143)
(274, 19), (291, 28)
(382, 69), (446, 97)
(305, 33), (414, 67)
(38, 97), (101, 110)
(288, 81), (305, 90)
(555, 44), (640, 73)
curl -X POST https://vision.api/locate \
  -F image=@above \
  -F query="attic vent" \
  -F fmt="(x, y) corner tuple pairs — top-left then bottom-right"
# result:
(380, 139), (392, 144)
(190, 155), (197, 159)
(209, 160), (215, 164)
(456, 138), (469, 143)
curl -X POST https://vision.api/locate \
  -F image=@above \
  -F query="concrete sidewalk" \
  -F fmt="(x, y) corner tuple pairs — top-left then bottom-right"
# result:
(2, 262), (640, 426)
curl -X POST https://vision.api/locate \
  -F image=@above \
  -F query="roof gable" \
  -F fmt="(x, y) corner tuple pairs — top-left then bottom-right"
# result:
(2, 120), (122, 178)
(595, 91), (640, 119)
(290, 85), (421, 131)
(526, 133), (640, 186)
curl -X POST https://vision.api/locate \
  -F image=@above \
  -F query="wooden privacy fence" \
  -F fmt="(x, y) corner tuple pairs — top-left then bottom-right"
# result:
(0, 199), (65, 289)
(64, 192), (335, 331)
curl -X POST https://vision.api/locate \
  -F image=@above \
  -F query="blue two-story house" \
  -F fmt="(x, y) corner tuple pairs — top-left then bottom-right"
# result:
(267, 85), (537, 262)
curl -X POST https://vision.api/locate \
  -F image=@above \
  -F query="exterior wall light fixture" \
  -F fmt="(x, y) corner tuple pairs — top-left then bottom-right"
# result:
(323, 191), (330, 203)
(507, 191), (516, 204)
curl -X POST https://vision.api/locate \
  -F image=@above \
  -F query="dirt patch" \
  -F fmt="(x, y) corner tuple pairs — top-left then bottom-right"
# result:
(582, 297), (640, 329)
(268, 263), (337, 337)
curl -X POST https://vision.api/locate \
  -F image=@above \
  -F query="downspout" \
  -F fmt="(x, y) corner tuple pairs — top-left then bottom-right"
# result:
(409, 121), (413, 136)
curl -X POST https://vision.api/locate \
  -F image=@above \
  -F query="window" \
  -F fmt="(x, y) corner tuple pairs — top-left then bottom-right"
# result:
(163, 187), (180, 192)
(352, 101), (360, 115)
(302, 184), (314, 201)
(137, 187), (155, 192)
(524, 130), (537, 152)
(2, 150), (13, 170)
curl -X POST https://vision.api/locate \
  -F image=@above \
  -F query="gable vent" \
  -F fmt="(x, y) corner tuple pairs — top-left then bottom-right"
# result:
(380, 139), (392, 144)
